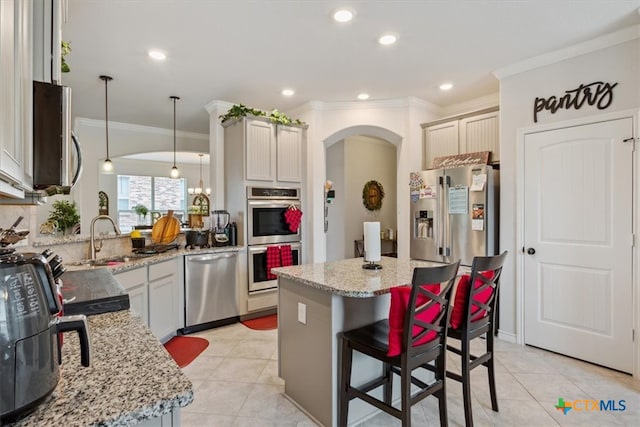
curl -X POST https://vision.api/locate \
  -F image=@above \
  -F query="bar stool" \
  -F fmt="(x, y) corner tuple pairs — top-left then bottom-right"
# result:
(446, 251), (508, 427)
(338, 261), (460, 427)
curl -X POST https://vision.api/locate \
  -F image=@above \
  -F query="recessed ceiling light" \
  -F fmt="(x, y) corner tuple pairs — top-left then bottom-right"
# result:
(357, 93), (370, 100)
(378, 33), (398, 46)
(439, 82), (454, 91)
(148, 50), (166, 60)
(282, 89), (295, 96)
(333, 8), (354, 23)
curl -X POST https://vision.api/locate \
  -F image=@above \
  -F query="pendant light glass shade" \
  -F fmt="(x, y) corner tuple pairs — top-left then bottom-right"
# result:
(170, 96), (180, 178)
(188, 154), (208, 195)
(100, 75), (113, 173)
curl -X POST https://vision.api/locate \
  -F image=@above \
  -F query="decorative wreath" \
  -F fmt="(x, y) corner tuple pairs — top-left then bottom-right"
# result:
(362, 180), (385, 211)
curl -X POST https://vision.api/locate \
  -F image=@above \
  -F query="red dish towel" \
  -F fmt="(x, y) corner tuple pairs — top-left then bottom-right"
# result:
(284, 207), (303, 233)
(280, 245), (293, 267)
(266, 246), (281, 279)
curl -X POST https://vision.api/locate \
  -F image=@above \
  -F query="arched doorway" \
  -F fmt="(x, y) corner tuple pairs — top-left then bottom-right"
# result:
(323, 126), (402, 261)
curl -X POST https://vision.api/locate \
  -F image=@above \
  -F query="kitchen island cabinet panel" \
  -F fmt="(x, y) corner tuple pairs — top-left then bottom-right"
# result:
(273, 257), (447, 426)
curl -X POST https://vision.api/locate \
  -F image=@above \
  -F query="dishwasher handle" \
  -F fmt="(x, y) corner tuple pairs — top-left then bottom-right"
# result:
(187, 252), (237, 263)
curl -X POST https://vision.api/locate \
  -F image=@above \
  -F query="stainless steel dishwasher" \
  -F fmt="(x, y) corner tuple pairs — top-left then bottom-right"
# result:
(182, 250), (239, 334)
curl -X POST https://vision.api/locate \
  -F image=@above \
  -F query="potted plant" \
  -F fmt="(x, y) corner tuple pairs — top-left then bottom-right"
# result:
(47, 200), (80, 235)
(133, 204), (149, 224)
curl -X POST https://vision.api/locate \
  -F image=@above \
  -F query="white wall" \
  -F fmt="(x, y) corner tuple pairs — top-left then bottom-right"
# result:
(496, 32), (640, 340)
(325, 141), (345, 261)
(72, 118), (208, 232)
(289, 98), (440, 263)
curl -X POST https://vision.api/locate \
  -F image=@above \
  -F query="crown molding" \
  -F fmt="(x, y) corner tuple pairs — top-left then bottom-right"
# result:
(440, 93), (499, 117)
(74, 117), (208, 140)
(292, 97), (440, 113)
(204, 99), (235, 114)
(494, 24), (640, 80)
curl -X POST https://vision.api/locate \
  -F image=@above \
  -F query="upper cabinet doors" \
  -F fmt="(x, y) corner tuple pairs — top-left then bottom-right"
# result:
(422, 107), (500, 170)
(0, 0), (33, 196)
(245, 119), (276, 182)
(243, 117), (304, 183)
(276, 125), (303, 183)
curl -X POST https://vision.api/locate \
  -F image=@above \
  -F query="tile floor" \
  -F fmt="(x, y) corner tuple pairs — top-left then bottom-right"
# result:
(180, 322), (640, 426)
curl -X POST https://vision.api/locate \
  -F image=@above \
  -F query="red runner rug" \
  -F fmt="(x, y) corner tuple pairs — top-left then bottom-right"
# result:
(241, 314), (278, 330)
(163, 336), (209, 368)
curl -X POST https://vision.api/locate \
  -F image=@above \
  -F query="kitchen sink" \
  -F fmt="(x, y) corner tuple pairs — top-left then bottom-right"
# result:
(75, 253), (155, 267)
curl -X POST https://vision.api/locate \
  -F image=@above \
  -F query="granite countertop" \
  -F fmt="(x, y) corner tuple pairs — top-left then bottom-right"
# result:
(66, 246), (241, 273)
(272, 256), (461, 297)
(11, 310), (193, 427)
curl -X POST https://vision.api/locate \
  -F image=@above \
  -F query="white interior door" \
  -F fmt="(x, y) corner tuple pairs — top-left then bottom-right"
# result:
(523, 118), (634, 373)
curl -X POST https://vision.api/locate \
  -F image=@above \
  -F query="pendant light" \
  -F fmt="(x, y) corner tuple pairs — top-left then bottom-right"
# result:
(169, 95), (180, 178)
(188, 153), (211, 195)
(100, 75), (113, 172)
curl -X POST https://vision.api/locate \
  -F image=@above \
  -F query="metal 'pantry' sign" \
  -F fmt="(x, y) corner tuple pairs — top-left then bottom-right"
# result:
(533, 81), (617, 123)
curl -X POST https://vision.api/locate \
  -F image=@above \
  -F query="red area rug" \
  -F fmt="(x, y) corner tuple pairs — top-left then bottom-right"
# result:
(163, 336), (209, 368)
(241, 314), (278, 330)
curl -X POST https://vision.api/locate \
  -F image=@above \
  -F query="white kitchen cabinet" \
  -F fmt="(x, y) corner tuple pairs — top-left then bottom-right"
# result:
(0, 0), (33, 197)
(276, 125), (303, 182)
(114, 267), (148, 324)
(114, 258), (182, 343)
(224, 116), (306, 185)
(148, 259), (179, 342)
(422, 106), (499, 169)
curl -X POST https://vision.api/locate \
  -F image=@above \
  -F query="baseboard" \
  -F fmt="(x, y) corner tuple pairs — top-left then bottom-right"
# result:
(497, 329), (517, 343)
(239, 307), (277, 322)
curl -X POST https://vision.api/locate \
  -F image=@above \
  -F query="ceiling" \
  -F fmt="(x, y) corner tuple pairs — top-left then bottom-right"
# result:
(61, 0), (640, 137)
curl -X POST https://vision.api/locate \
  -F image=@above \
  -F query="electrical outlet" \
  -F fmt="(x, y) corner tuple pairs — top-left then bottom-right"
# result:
(13, 229), (29, 247)
(297, 302), (306, 324)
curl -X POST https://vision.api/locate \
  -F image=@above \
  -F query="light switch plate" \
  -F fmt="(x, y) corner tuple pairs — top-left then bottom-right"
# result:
(297, 302), (306, 324)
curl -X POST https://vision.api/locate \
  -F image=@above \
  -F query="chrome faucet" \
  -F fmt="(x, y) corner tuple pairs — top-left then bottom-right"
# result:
(90, 215), (122, 260)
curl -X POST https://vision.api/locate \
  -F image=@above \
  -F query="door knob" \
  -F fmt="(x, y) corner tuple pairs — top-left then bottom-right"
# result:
(527, 248), (536, 255)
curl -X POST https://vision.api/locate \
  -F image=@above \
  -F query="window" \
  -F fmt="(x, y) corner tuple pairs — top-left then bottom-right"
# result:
(117, 174), (186, 232)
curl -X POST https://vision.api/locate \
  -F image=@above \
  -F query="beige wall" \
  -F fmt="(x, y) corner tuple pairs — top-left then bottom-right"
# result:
(325, 136), (397, 261)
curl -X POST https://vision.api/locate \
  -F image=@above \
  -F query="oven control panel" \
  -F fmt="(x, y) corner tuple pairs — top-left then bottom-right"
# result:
(247, 187), (300, 199)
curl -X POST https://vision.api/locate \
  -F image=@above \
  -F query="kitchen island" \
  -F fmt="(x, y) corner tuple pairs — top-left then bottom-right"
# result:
(11, 309), (193, 426)
(272, 256), (446, 427)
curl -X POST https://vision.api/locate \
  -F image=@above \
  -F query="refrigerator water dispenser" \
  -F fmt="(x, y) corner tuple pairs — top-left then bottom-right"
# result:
(414, 210), (433, 239)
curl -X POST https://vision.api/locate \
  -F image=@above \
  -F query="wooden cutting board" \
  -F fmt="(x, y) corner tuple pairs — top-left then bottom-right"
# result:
(151, 210), (181, 244)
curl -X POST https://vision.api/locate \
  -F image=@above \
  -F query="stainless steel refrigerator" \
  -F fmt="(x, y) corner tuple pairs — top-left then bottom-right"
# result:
(410, 165), (499, 266)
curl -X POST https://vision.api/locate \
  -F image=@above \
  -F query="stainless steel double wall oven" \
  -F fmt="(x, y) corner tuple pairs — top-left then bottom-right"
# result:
(247, 187), (301, 293)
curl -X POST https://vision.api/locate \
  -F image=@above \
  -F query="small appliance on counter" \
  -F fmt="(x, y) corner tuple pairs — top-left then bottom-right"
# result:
(211, 210), (230, 247)
(0, 249), (90, 423)
(185, 229), (210, 249)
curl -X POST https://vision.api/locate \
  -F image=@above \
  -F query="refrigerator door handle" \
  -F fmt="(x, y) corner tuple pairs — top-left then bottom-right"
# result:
(437, 175), (445, 256)
(443, 175), (452, 257)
